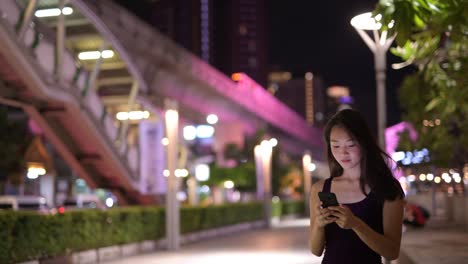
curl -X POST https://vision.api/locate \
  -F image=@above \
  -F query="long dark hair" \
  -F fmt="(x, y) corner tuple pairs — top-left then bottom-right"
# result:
(324, 109), (404, 201)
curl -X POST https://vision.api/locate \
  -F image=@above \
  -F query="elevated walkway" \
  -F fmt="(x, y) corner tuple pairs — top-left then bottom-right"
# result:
(0, 0), (323, 204)
(0, 0), (144, 204)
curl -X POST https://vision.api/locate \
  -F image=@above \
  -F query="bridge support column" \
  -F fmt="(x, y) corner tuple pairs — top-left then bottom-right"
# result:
(255, 140), (273, 228)
(165, 100), (180, 250)
(138, 119), (166, 196)
(302, 152), (312, 216)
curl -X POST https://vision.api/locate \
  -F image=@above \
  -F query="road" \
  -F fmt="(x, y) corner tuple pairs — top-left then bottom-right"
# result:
(104, 218), (323, 264)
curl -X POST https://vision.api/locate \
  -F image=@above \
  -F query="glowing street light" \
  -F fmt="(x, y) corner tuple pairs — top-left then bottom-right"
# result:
(116, 110), (150, 121)
(206, 114), (218, 124)
(27, 162), (46, 179)
(78, 50), (114, 60)
(35, 7), (73, 17)
(351, 12), (395, 149)
(183, 125), (197, 140)
(195, 164), (210, 182)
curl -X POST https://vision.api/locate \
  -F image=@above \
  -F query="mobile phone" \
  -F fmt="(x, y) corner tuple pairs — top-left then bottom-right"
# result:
(318, 192), (339, 208)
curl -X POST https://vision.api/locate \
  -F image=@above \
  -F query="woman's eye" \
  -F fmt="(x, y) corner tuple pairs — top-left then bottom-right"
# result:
(332, 146), (339, 148)
(348, 144), (355, 147)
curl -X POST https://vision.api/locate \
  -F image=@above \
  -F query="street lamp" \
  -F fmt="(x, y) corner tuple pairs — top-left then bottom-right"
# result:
(350, 12), (395, 149)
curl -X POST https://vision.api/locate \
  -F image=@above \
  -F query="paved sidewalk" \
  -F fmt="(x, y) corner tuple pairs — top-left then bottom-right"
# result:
(399, 217), (468, 264)
(104, 218), (322, 264)
(101, 217), (468, 264)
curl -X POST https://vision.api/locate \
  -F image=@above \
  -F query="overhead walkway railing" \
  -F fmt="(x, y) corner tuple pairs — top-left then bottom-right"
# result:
(0, 0), (143, 203)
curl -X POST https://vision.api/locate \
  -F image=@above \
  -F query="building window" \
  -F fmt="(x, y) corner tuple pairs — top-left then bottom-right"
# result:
(200, 0), (210, 62)
(239, 25), (248, 36)
(248, 40), (256, 51)
(248, 57), (257, 68)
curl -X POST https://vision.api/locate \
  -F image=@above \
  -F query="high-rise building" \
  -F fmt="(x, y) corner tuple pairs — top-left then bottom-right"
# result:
(327, 85), (354, 114)
(305, 72), (314, 124)
(211, 0), (269, 87)
(268, 71), (327, 126)
(115, 0), (269, 87)
(115, 0), (204, 58)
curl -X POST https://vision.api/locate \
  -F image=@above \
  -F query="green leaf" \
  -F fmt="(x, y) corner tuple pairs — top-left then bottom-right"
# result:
(425, 97), (441, 112)
(413, 14), (426, 28)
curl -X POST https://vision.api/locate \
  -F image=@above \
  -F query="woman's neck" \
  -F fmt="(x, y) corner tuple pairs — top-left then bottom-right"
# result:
(341, 167), (361, 180)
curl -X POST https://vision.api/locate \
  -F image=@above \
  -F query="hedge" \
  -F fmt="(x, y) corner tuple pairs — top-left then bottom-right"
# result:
(0, 200), (304, 263)
(0, 202), (264, 263)
(272, 199), (306, 217)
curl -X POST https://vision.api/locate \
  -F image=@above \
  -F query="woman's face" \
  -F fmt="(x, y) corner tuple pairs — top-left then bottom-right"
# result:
(330, 126), (362, 170)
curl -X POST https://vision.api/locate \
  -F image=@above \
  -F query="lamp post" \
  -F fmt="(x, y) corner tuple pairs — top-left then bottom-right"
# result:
(350, 12), (395, 149)
(165, 99), (180, 250)
(254, 140), (273, 228)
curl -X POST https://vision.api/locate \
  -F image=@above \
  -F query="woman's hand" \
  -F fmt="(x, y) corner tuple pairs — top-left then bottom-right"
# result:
(328, 205), (358, 229)
(315, 203), (337, 228)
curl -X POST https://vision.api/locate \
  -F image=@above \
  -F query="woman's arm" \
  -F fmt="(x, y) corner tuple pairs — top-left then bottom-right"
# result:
(353, 199), (405, 260)
(329, 198), (405, 260)
(309, 180), (335, 256)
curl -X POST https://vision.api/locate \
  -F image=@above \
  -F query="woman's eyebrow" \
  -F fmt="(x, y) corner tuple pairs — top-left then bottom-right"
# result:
(330, 139), (354, 142)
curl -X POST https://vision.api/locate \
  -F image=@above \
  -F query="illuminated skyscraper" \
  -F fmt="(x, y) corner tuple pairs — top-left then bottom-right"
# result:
(305, 72), (314, 124)
(115, 0), (269, 87)
(268, 71), (327, 126)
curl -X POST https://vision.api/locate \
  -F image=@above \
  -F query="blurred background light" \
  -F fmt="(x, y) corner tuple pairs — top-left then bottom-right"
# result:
(206, 114), (218, 125)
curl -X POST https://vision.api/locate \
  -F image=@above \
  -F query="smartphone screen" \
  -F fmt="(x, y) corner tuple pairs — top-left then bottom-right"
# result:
(318, 192), (339, 208)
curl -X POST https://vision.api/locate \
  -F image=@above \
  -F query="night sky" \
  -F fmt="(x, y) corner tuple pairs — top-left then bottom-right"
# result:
(269, 0), (413, 133)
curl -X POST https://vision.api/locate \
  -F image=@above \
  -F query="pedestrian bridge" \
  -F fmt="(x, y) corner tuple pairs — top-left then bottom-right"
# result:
(0, 0), (323, 204)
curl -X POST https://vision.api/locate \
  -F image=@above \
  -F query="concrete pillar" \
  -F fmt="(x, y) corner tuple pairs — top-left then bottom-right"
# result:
(164, 100), (180, 250)
(254, 146), (264, 200)
(187, 177), (198, 205)
(302, 152), (312, 216)
(139, 120), (166, 195)
(39, 174), (55, 207)
(445, 193), (454, 222)
(212, 186), (224, 204)
(255, 140), (273, 228)
(453, 195), (465, 225)
(464, 196), (468, 231)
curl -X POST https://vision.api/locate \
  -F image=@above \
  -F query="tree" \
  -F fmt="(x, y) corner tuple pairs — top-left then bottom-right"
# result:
(206, 129), (293, 194)
(375, 0), (468, 168)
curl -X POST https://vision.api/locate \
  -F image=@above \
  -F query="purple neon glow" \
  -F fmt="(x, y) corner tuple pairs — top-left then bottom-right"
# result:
(152, 73), (258, 135)
(385, 121), (418, 155)
(28, 118), (43, 135)
(339, 96), (353, 104)
(385, 122), (418, 179)
(189, 58), (324, 149)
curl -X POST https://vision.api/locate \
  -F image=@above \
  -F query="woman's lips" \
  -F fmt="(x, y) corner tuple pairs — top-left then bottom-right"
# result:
(341, 159), (351, 163)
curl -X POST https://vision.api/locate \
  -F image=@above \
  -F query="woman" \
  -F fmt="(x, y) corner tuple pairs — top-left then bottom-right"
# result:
(309, 109), (405, 263)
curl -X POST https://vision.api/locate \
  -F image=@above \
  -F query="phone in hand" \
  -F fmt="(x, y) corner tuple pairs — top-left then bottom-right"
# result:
(318, 192), (339, 208)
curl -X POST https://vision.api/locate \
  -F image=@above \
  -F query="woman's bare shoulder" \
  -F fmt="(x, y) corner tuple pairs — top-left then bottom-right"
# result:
(311, 179), (326, 193)
(310, 179), (327, 203)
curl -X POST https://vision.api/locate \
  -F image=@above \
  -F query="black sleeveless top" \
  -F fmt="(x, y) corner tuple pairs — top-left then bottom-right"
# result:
(322, 178), (384, 264)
